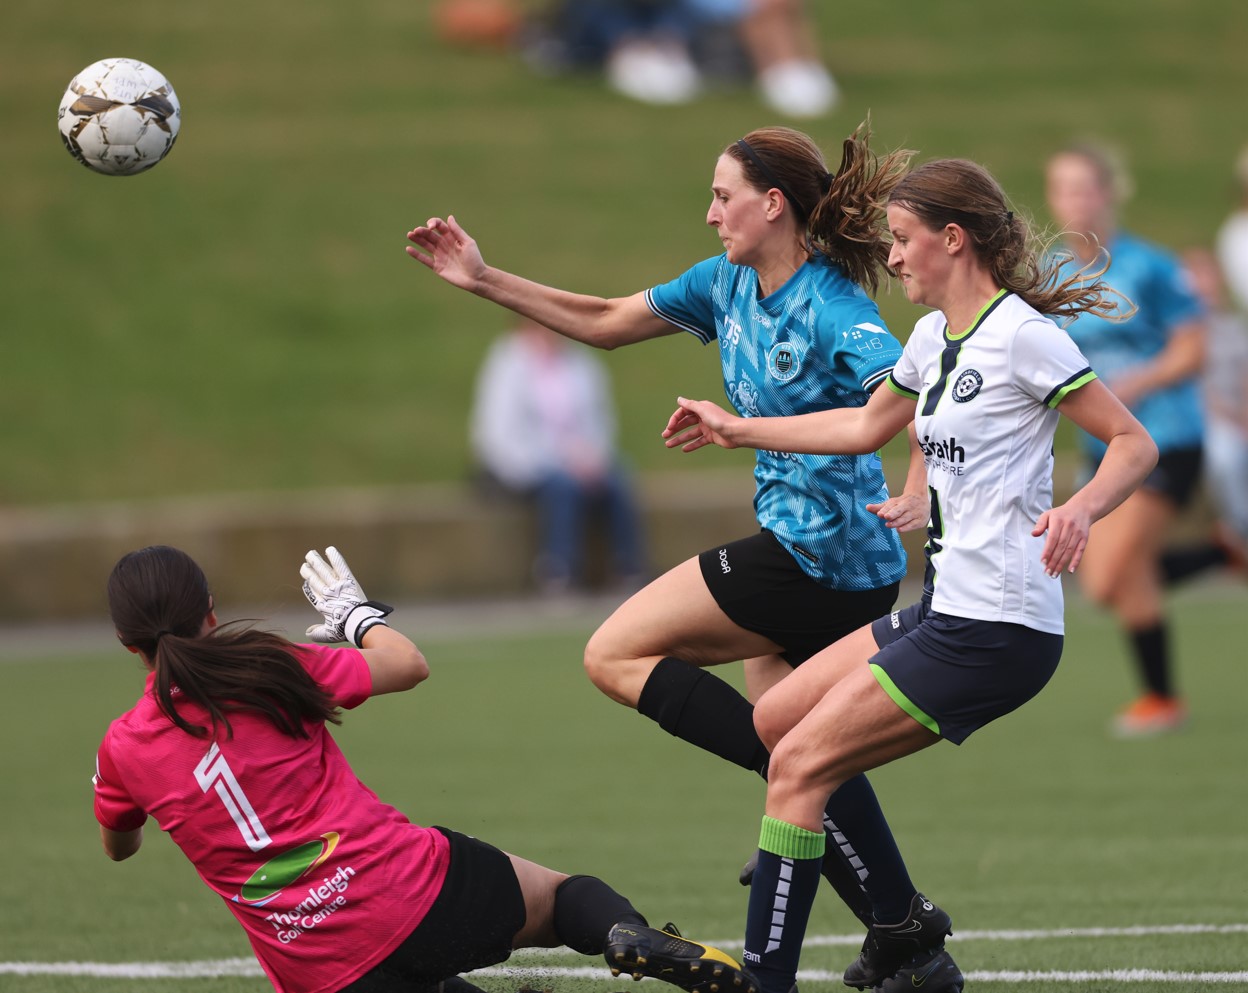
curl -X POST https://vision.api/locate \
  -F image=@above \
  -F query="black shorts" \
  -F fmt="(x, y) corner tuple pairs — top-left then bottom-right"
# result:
(1086, 444), (1203, 508)
(869, 601), (1063, 745)
(339, 828), (525, 993)
(699, 530), (900, 666)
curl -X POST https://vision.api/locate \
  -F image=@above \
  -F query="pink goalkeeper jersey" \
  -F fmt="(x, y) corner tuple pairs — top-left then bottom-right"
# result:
(92, 643), (451, 993)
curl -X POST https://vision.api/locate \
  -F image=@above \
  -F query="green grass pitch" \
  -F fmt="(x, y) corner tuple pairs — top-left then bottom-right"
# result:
(1, 582), (1244, 993)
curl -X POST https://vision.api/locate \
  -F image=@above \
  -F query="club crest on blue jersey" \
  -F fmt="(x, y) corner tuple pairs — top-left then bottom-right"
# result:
(953, 368), (983, 403)
(767, 342), (801, 382)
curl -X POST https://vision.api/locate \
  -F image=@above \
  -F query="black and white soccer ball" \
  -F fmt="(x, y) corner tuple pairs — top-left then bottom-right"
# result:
(57, 58), (180, 176)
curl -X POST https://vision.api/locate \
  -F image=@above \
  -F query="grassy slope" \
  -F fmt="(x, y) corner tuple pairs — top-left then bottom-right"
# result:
(2, 1), (1247, 503)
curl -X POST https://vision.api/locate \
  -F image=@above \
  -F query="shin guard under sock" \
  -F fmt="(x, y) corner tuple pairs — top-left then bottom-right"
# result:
(553, 874), (647, 955)
(637, 656), (770, 775)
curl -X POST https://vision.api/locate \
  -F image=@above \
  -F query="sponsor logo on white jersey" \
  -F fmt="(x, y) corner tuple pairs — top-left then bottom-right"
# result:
(919, 434), (967, 476)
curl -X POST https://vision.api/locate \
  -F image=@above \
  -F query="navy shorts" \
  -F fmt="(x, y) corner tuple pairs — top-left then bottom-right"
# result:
(869, 601), (1063, 744)
(339, 828), (525, 993)
(699, 530), (900, 666)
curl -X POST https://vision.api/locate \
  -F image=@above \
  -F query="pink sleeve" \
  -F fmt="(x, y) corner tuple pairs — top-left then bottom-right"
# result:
(294, 643), (373, 709)
(93, 728), (147, 832)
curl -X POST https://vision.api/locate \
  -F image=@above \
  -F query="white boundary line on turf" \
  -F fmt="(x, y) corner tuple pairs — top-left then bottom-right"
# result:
(6, 963), (1248, 984)
(5, 924), (1247, 980)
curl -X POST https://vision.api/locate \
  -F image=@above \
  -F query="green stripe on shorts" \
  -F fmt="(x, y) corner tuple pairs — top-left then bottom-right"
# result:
(869, 663), (941, 736)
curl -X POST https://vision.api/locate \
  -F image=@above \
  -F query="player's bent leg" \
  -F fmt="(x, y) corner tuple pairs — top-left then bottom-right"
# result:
(1077, 489), (1172, 613)
(584, 556), (780, 707)
(760, 672), (945, 990)
(507, 854), (567, 949)
(605, 921), (759, 993)
(742, 654), (792, 704)
(752, 625), (880, 752)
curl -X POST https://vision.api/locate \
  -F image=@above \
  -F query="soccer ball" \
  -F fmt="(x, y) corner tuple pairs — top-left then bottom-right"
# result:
(57, 58), (180, 176)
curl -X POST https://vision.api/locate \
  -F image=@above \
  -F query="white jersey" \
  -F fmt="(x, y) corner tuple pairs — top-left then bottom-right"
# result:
(887, 291), (1096, 634)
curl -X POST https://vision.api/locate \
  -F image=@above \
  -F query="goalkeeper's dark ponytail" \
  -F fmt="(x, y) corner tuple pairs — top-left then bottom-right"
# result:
(107, 546), (340, 739)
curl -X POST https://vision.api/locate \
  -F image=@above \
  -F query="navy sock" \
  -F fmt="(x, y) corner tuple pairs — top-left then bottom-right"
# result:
(823, 775), (915, 924)
(742, 817), (824, 993)
(636, 657), (770, 775)
(1129, 621), (1173, 697)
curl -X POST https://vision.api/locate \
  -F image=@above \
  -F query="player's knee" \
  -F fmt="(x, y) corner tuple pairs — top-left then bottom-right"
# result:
(1078, 570), (1118, 609)
(753, 691), (791, 752)
(768, 735), (841, 799)
(583, 629), (627, 698)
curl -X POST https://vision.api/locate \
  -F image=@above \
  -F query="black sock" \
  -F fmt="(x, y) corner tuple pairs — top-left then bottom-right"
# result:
(1160, 544), (1228, 585)
(553, 874), (647, 955)
(1130, 621), (1173, 697)
(822, 775), (913, 925)
(636, 657), (770, 775)
(439, 979), (490, 993)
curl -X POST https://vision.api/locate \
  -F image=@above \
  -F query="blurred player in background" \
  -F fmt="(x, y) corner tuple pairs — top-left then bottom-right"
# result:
(93, 545), (753, 993)
(470, 316), (648, 596)
(407, 123), (959, 991)
(1045, 142), (1207, 737)
(1156, 248), (1248, 582)
(663, 157), (1158, 993)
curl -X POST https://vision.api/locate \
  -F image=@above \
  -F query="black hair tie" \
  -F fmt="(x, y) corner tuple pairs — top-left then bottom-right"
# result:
(154, 629), (173, 643)
(736, 139), (809, 221)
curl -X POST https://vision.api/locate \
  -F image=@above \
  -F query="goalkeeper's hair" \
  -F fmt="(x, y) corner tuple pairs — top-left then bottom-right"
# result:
(888, 158), (1134, 322)
(107, 545), (341, 740)
(726, 120), (914, 295)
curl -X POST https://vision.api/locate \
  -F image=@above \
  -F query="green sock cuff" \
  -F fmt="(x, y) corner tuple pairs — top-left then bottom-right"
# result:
(758, 815), (825, 860)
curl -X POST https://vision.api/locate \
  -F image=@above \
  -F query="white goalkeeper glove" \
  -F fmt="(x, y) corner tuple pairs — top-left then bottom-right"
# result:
(299, 546), (394, 647)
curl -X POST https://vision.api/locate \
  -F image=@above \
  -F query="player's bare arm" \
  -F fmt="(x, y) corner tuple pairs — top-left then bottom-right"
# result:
(867, 424), (930, 532)
(405, 216), (674, 349)
(664, 385), (915, 456)
(100, 824), (142, 861)
(1032, 379), (1158, 575)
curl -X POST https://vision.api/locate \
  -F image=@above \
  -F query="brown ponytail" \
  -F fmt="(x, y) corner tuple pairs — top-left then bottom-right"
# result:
(889, 158), (1132, 321)
(727, 121), (913, 294)
(108, 546), (341, 739)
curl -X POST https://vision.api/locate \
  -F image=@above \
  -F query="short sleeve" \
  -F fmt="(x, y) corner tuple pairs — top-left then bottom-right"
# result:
(829, 313), (902, 393)
(886, 316), (936, 397)
(93, 728), (147, 832)
(645, 256), (722, 344)
(1146, 249), (1204, 331)
(294, 643), (373, 709)
(1011, 317), (1097, 408)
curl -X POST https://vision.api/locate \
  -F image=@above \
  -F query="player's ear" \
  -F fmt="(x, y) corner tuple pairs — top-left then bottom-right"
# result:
(944, 223), (967, 255)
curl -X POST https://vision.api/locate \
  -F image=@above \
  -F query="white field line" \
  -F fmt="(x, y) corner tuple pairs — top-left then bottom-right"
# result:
(4, 924), (1247, 981)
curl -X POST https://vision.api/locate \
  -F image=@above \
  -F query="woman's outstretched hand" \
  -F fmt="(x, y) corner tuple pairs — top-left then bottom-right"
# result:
(866, 491), (930, 533)
(662, 396), (741, 452)
(405, 215), (487, 292)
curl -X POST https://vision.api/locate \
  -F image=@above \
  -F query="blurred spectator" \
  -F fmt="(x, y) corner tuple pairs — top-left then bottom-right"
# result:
(518, 0), (837, 116)
(432, 0), (523, 50)
(1217, 145), (1248, 315)
(470, 318), (648, 595)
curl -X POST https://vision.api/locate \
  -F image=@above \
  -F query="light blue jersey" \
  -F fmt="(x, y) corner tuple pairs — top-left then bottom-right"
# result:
(1057, 232), (1205, 460)
(646, 254), (907, 591)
